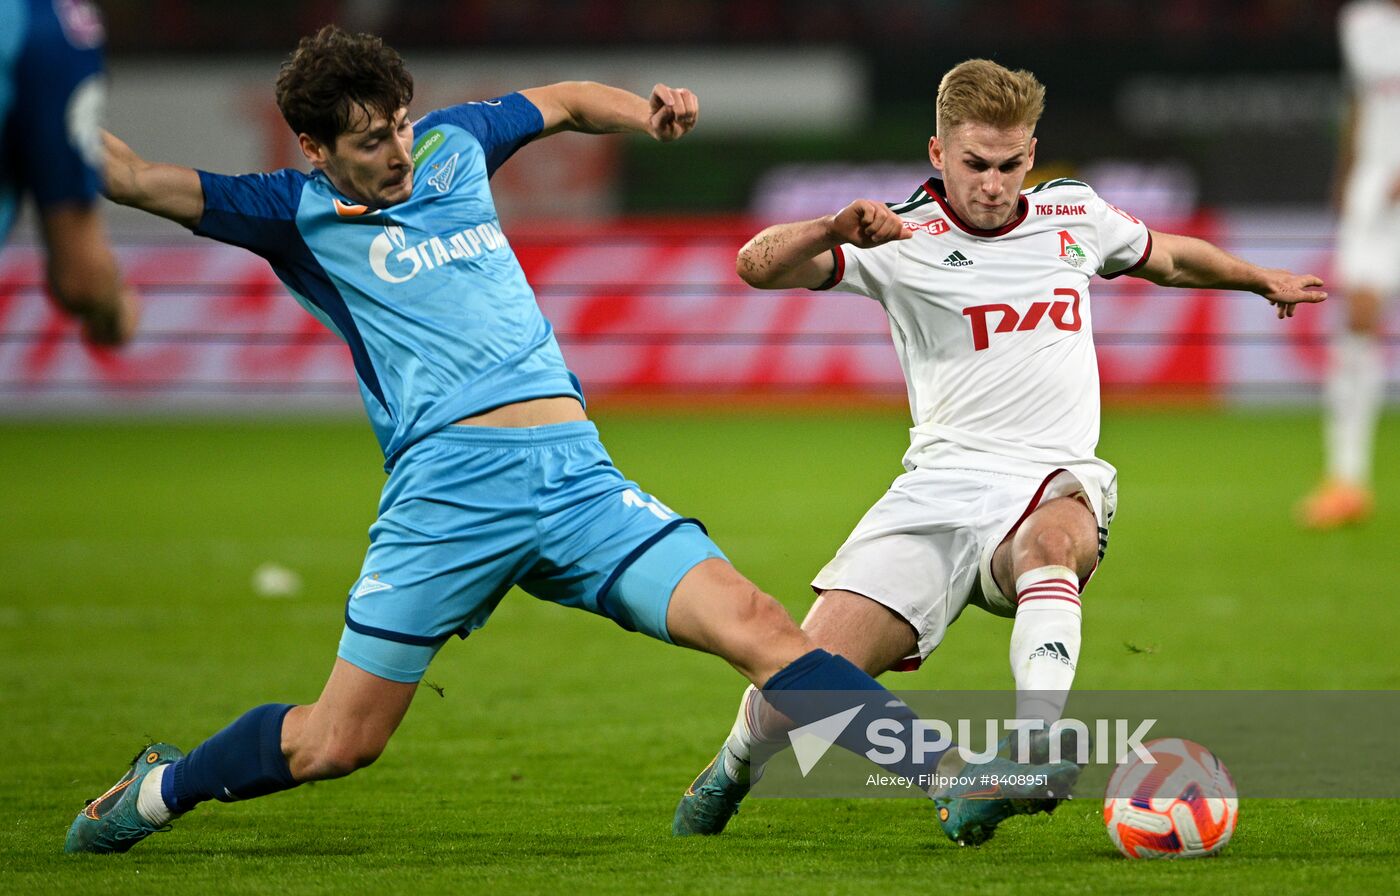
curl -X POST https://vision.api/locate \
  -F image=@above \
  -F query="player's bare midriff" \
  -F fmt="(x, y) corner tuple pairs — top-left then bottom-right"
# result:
(454, 396), (588, 428)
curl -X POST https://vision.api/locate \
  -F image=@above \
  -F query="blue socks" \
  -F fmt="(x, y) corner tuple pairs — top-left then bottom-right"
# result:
(162, 703), (298, 814)
(762, 649), (947, 788)
(154, 652), (939, 814)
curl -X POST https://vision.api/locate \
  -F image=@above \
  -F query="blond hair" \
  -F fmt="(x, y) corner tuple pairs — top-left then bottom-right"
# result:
(936, 59), (1045, 136)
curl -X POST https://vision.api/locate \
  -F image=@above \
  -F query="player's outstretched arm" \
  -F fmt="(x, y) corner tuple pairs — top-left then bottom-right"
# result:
(737, 199), (911, 290)
(101, 131), (204, 229)
(1132, 230), (1326, 319)
(521, 81), (697, 142)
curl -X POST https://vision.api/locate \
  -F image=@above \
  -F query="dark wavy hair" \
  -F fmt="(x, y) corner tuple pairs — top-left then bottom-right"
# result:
(275, 25), (414, 147)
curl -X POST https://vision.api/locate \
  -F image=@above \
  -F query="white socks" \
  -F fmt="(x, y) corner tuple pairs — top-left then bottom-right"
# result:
(1325, 331), (1383, 485)
(137, 763), (175, 826)
(1009, 565), (1082, 723)
(720, 685), (786, 784)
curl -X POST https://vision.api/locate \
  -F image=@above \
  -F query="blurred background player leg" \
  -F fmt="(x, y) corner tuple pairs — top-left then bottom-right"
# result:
(1299, 281), (1383, 529)
(0, 0), (135, 344)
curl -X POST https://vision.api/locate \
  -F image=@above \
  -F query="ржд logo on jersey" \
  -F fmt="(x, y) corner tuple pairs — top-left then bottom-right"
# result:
(962, 288), (1082, 351)
(369, 221), (508, 283)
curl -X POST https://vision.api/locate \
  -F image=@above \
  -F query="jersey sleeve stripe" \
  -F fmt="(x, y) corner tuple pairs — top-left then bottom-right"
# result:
(1028, 178), (1089, 194)
(1100, 231), (1154, 280)
(811, 246), (845, 290)
(888, 194), (938, 215)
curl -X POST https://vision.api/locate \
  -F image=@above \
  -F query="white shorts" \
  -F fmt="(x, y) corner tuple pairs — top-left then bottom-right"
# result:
(1338, 173), (1400, 294)
(810, 462), (1117, 668)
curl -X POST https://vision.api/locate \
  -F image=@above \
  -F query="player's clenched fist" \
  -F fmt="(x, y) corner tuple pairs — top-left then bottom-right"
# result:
(827, 199), (912, 249)
(648, 84), (698, 142)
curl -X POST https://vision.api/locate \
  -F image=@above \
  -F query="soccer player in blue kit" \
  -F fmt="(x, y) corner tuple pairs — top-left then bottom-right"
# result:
(1, 0), (135, 343)
(65, 26), (1081, 855)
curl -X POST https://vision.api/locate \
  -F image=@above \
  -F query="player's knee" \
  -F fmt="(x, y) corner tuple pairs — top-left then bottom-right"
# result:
(720, 587), (806, 664)
(670, 563), (809, 679)
(1346, 294), (1382, 334)
(738, 587), (799, 639)
(1015, 522), (1095, 578)
(1017, 523), (1075, 564)
(47, 252), (118, 315)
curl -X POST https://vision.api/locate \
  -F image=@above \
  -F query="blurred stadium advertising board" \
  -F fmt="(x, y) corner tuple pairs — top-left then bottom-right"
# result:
(0, 213), (1389, 412)
(99, 52), (866, 235)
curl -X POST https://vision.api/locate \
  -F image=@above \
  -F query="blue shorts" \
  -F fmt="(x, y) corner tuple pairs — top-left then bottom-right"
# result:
(337, 421), (726, 682)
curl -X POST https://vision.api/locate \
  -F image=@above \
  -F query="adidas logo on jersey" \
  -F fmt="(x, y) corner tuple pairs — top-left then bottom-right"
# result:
(942, 251), (974, 267)
(1029, 641), (1075, 667)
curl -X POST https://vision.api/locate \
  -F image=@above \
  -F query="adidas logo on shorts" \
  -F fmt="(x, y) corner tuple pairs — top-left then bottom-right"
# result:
(942, 250), (974, 267)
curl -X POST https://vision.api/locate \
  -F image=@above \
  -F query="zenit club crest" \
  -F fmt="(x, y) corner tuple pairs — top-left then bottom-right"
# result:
(427, 152), (459, 194)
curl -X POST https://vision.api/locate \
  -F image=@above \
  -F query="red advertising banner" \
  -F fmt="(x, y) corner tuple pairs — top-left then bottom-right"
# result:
(0, 215), (1388, 410)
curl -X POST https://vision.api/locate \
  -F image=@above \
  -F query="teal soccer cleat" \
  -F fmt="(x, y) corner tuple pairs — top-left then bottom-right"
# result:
(933, 755), (1081, 847)
(997, 726), (1091, 767)
(65, 743), (184, 854)
(672, 748), (750, 836)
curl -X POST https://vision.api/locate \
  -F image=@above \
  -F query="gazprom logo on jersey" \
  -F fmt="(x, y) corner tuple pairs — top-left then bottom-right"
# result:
(369, 221), (508, 283)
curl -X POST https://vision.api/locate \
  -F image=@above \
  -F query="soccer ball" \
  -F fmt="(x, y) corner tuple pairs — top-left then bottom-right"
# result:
(1103, 737), (1238, 859)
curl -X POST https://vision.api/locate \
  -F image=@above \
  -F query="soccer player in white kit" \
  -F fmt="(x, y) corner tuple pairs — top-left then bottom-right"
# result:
(1298, 0), (1399, 528)
(673, 59), (1325, 846)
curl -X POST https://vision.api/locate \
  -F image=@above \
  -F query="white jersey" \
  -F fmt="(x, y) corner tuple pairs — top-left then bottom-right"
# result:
(824, 177), (1150, 474)
(1340, 0), (1400, 218)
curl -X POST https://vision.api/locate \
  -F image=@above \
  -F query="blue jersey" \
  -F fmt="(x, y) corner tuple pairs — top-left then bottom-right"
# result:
(0, 0), (107, 242)
(193, 94), (585, 468)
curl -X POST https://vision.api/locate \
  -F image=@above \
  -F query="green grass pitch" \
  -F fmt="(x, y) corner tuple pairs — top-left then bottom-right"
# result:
(2, 407), (1397, 894)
